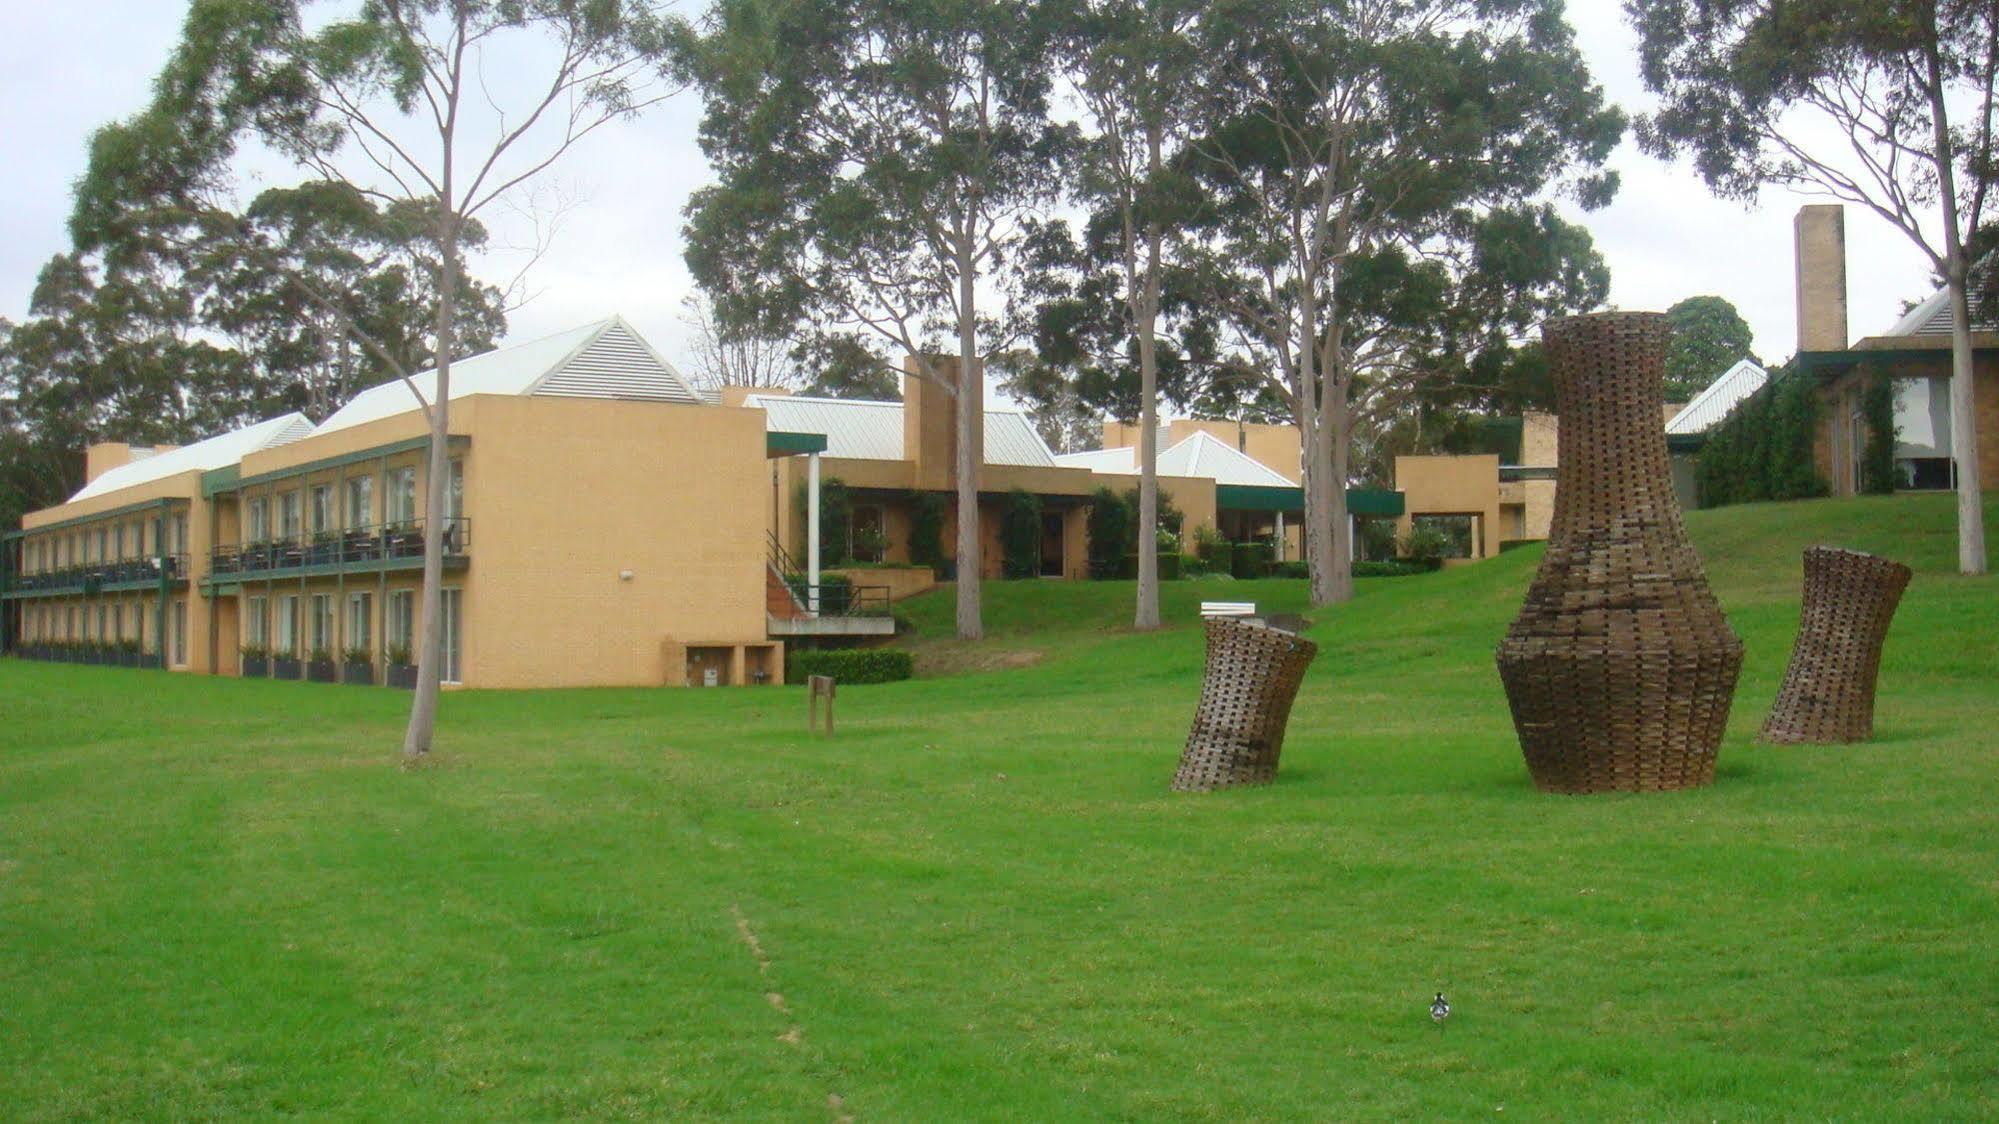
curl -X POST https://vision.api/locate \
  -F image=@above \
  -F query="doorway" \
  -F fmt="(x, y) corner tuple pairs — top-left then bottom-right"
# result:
(1040, 511), (1065, 578)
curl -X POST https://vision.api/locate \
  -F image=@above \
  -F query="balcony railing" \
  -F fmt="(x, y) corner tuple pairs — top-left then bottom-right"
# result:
(8, 554), (189, 595)
(211, 517), (471, 578)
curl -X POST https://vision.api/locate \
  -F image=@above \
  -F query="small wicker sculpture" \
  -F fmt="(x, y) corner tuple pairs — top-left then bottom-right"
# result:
(1173, 618), (1319, 792)
(1761, 547), (1911, 744)
(1496, 311), (1744, 794)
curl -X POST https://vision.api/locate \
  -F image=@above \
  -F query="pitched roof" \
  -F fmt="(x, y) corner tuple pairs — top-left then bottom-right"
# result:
(1667, 359), (1770, 435)
(1055, 429), (1299, 487)
(70, 412), (314, 503)
(743, 394), (1058, 467)
(314, 316), (699, 436)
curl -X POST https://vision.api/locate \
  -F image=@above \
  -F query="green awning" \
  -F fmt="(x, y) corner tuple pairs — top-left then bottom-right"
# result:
(767, 431), (828, 456)
(1215, 484), (1404, 518)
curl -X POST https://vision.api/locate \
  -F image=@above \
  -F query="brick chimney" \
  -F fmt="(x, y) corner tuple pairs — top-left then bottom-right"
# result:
(902, 356), (964, 489)
(83, 443), (136, 484)
(1795, 204), (1849, 352)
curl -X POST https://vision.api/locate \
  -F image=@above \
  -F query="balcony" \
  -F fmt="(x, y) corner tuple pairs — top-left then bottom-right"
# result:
(206, 518), (470, 588)
(765, 563), (895, 638)
(3, 555), (189, 599)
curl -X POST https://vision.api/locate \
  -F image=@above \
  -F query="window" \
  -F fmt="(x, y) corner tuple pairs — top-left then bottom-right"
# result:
(171, 600), (187, 667)
(388, 467), (417, 526)
(387, 590), (415, 657)
(95, 527), (108, 563)
(96, 605), (107, 642)
(112, 604), (124, 641)
(113, 524), (125, 560)
(445, 459), (465, 523)
(276, 595), (299, 657)
(172, 512), (188, 555)
(347, 476), (374, 528)
(439, 587), (463, 684)
(248, 497), (270, 543)
(246, 596), (269, 648)
(310, 594), (334, 657)
(280, 491), (302, 539)
(1897, 457), (1956, 492)
(850, 504), (886, 563)
(310, 485), (334, 534)
(347, 592), (373, 653)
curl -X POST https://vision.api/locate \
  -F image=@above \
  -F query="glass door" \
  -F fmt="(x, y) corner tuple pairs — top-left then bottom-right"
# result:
(438, 588), (463, 684)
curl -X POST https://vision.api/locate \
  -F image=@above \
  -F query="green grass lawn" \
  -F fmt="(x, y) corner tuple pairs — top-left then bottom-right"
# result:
(3, 494), (1996, 1120)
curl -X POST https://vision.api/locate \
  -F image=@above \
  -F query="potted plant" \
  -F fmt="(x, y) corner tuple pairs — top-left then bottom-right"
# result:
(272, 647), (303, 681)
(240, 643), (269, 678)
(341, 646), (374, 686)
(385, 644), (417, 689)
(118, 639), (141, 668)
(306, 646), (337, 683)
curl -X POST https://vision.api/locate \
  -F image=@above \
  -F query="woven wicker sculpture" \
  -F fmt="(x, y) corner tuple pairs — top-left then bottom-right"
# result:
(1173, 618), (1319, 792)
(1761, 547), (1911, 744)
(1496, 312), (1744, 793)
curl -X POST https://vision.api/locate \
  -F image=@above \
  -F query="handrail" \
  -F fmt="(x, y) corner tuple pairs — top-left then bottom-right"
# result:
(775, 573), (893, 618)
(210, 517), (471, 576)
(10, 553), (189, 593)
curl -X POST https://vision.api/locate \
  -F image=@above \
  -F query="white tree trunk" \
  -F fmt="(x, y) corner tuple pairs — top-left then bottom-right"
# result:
(953, 241), (984, 640)
(402, 220), (456, 761)
(1946, 274), (1988, 574)
(1134, 180), (1163, 631)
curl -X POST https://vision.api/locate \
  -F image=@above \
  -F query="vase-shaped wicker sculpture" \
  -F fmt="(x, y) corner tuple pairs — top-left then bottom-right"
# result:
(1496, 312), (1744, 793)
(1173, 618), (1319, 792)
(1761, 547), (1911, 744)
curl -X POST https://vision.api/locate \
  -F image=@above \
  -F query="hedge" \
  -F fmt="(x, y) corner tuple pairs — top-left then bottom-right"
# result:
(1232, 542), (1275, 579)
(1696, 368), (1829, 507)
(785, 647), (914, 685)
(1001, 489), (1043, 578)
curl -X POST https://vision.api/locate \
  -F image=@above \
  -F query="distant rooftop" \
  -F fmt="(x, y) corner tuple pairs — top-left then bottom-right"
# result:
(1668, 360), (1770, 435)
(1056, 430), (1297, 487)
(315, 316), (699, 436)
(71, 413), (315, 503)
(743, 394), (1058, 468)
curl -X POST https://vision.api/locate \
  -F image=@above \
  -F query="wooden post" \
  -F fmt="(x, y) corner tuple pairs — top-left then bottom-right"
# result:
(808, 674), (836, 735)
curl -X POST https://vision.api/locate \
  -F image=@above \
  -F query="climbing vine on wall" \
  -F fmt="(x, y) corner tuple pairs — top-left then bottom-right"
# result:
(1859, 369), (1898, 495)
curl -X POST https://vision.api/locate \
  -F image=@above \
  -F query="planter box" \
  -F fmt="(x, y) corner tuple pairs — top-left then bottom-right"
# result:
(386, 663), (418, 690)
(306, 660), (338, 684)
(138, 654), (163, 670)
(342, 662), (374, 686)
(242, 656), (270, 678)
(273, 658), (303, 681)
(119, 650), (140, 668)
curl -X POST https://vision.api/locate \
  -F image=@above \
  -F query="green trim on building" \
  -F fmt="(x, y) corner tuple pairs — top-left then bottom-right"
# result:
(1347, 488), (1405, 518)
(212, 435), (468, 496)
(201, 553), (468, 594)
(767, 430), (829, 456)
(4, 496), (181, 540)
(1214, 484), (1404, 518)
(201, 465), (240, 497)
(1666, 433), (1707, 454)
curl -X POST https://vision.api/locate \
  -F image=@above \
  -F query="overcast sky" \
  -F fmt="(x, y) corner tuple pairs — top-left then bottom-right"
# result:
(0, 3), (1943, 390)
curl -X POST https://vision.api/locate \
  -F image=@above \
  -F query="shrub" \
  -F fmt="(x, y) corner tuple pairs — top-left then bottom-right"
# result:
(1860, 371), (1898, 495)
(1273, 560), (1309, 579)
(342, 647), (373, 665)
(796, 477), (852, 565)
(906, 490), (947, 573)
(1000, 489), (1043, 578)
(1194, 526), (1234, 577)
(1158, 553), (1182, 580)
(1232, 541), (1275, 579)
(1400, 525), (1451, 563)
(1354, 559), (1434, 578)
(1182, 555), (1210, 578)
(240, 643), (268, 659)
(386, 645), (413, 666)
(785, 647), (914, 685)
(1085, 487), (1130, 579)
(787, 572), (854, 612)
(307, 647), (334, 665)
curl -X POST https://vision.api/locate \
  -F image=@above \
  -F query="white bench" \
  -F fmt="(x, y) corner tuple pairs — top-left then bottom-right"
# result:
(1200, 601), (1257, 619)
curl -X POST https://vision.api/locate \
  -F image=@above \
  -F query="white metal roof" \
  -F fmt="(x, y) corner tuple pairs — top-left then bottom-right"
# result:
(70, 412), (315, 502)
(743, 394), (1058, 467)
(1666, 360), (1770, 435)
(1055, 429), (1298, 487)
(314, 316), (699, 436)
